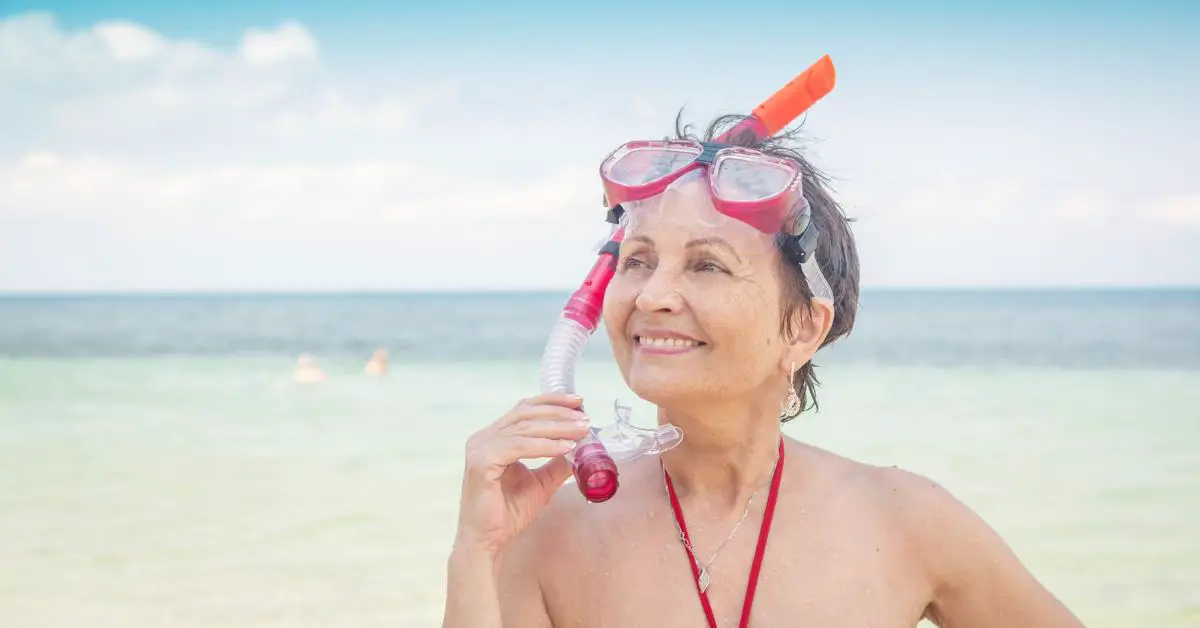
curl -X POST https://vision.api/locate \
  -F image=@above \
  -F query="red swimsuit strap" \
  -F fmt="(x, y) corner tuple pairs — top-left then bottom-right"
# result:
(663, 438), (786, 628)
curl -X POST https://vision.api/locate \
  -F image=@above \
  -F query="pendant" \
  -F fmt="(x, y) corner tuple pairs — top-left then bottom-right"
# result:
(698, 568), (711, 593)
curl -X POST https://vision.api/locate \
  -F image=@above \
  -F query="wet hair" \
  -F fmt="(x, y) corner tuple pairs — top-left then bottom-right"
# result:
(671, 111), (861, 420)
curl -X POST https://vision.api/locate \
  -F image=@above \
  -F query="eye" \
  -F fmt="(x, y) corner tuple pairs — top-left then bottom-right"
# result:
(694, 260), (727, 273)
(621, 255), (649, 269)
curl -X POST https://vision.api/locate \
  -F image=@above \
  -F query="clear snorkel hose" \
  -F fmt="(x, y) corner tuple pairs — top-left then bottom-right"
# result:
(538, 221), (684, 502)
(539, 54), (838, 503)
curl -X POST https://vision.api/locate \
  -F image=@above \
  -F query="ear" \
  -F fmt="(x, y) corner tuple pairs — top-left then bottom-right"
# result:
(781, 298), (835, 372)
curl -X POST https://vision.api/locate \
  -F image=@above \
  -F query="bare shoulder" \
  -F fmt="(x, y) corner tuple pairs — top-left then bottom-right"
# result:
(860, 463), (1029, 582)
(810, 450), (1084, 627)
(506, 471), (625, 573)
(862, 462), (974, 534)
(501, 467), (661, 627)
(793, 444), (1007, 551)
(504, 476), (594, 570)
(784, 440), (937, 512)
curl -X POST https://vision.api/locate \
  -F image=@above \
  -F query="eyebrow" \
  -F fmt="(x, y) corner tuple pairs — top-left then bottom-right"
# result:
(625, 235), (743, 263)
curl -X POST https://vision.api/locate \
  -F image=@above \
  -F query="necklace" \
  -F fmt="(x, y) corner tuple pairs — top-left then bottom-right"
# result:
(662, 455), (776, 593)
(662, 438), (786, 628)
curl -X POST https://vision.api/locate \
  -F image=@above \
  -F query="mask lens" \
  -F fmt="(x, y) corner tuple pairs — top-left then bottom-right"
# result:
(713, 153), (796, 201)
(604, 143), (701, 186)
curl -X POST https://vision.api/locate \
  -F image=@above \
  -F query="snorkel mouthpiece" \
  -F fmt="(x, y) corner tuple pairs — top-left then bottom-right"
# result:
(540, 54), (838, 504)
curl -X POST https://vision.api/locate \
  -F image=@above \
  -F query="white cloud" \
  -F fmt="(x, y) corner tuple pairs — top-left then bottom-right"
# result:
(92, 21), (168, 61)
(1, 152), (405, 221)
(0, 12), (479, 228)
(1, 12), (457, 146)
(0, 150), (592, 224)
(890, 175), (1029, 224)
(0, 12), (220, 85)
(1146, 195), (1200, 225)
(267, 81), (460, 139)
(377, 167), (595, 223)
(240, 21), (317, 67)
(1053, 192), (1111, 221)
(0, 11), (1196, 290)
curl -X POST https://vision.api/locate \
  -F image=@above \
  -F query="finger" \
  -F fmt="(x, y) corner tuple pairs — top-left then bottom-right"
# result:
(505, 436), (579, 462)
(505, 405), (591, 429)
(518, 393), (585, 411)
(502, 418), (591, 441)
(473, 436), (578, 473)
(498, 402), (589, 428)
(532, 456), (574, 495)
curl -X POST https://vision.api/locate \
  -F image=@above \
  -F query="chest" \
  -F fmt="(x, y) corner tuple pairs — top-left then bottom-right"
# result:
(543, 511), (931, 628)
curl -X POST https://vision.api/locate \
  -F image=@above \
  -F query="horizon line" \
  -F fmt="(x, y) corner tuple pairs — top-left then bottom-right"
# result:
(2, 285), (1198, 298)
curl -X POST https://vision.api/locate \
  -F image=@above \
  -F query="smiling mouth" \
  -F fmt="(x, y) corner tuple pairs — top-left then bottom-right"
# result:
(635, 335), (706, 350)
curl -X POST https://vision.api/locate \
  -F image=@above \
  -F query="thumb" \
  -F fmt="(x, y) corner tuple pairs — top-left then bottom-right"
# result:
(532, 455), (573, 497)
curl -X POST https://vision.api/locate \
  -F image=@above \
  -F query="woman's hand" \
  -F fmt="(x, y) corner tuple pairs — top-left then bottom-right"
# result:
(453, 393), (591, 560)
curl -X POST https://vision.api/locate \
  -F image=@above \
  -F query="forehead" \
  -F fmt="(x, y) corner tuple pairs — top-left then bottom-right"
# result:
(623, 172), (777, 257)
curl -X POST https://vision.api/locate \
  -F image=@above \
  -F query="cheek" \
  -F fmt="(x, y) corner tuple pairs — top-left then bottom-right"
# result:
(601, 277), (635, 344)
(701, 284), (784, 359)
(712, 311), (778, 352)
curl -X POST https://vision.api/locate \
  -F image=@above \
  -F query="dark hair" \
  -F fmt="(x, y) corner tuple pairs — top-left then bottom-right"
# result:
(671, 111), (861, 420)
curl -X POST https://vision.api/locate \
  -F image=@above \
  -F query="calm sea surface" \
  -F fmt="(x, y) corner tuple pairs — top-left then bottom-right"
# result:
(1, 289), (1197, 626)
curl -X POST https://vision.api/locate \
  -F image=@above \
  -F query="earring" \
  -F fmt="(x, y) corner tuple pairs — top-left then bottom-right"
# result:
(780, 361), (803, 420)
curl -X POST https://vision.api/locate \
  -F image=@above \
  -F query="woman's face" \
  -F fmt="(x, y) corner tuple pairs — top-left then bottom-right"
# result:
(602, 173), (800, 409)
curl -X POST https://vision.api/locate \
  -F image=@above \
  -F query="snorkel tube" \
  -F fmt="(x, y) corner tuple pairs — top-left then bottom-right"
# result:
(539, 54), (838, 503)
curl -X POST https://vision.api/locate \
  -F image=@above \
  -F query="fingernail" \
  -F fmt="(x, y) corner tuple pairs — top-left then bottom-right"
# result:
(559, 440), (577, 450)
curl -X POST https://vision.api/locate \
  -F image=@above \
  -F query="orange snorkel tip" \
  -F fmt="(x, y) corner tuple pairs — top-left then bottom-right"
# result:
(752, 54), (837, 136)
(718, 54), (837, 145)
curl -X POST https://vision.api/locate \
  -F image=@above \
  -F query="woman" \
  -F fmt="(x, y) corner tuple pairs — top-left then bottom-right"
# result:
(443, 117), (1083, 627)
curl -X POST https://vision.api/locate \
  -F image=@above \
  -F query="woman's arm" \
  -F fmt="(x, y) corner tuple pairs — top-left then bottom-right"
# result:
(442, 546), (505, 628)
(884, 468), (1085, 628)
(440, 392), (587, 627)
(442, 535), (554, 628)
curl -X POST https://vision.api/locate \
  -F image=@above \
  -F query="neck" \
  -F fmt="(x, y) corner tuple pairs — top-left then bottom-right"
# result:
(656, 395), (783, 514)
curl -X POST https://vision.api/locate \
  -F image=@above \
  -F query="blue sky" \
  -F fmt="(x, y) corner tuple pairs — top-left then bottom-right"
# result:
(1, 1), (1197, 291)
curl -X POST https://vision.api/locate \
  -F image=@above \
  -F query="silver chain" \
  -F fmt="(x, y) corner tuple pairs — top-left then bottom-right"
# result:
(663, 454), (779, 592)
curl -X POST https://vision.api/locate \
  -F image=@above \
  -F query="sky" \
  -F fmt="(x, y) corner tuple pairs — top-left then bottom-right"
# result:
(1, 1), (1197, 292)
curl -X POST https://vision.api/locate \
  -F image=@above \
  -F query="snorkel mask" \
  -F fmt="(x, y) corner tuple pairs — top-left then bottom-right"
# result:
(539, 54), (838, 503)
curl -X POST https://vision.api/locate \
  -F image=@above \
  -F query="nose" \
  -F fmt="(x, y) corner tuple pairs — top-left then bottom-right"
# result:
(634, 264), (684, 314)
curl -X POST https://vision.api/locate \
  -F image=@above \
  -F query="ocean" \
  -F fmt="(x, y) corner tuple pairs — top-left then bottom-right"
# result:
(1, 289), (1197, 627)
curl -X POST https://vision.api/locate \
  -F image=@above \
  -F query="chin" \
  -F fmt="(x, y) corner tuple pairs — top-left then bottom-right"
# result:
(624, 364), (711, 408)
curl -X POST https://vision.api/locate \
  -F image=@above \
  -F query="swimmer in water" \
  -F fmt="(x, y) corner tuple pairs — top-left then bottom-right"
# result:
(293, 353), (326, 384)
(365, 348), (389, 376)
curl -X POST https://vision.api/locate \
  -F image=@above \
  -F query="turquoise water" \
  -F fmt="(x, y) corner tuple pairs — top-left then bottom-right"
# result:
(1, 291), (1198, 626)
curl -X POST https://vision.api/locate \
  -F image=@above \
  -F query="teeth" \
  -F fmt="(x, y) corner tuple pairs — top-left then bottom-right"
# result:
(637, 336), (700, 348)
